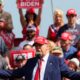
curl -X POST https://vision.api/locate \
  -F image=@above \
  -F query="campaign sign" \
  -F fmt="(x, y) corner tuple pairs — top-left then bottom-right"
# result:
(9, 49), (36, 68)
(17, 0), (41, 8)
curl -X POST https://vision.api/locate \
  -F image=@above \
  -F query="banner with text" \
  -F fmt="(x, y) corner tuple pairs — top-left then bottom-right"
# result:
(17, 0), (41, 8)
(10, 49), (36, 68)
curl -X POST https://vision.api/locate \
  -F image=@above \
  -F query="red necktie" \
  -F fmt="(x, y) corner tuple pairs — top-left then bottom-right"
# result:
(34, 59), (42, 80)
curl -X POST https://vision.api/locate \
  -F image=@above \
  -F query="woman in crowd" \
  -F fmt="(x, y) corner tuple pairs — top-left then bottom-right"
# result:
(16, 0), (43, 39)
(47, 9), (64, 42)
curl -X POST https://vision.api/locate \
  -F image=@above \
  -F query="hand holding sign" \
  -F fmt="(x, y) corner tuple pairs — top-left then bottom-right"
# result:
(9, 49), (36, 68)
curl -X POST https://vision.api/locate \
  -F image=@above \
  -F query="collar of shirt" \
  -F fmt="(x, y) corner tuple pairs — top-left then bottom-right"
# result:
(68, 24), (76, 29)
(40, 53), (49, 80)
(32, 53), (49, 80)
(42, 53), (49, 62)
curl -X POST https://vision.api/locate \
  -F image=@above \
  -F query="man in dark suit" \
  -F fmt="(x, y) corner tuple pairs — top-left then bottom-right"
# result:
(0, 36), (80, 80)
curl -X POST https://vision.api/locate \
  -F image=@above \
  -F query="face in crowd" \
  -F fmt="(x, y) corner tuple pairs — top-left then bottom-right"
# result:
(61, 39), (71, 47)
(68, 58), (79, 71)
(26, 25), (36, 40)
(66, 9), (77, 26)
(25, 8), (37, 23)
(60, 32), (72, 49)
(34, 36), (49, 57)
(0, 0), (13, 32)
(27, 30), (36, 40)
(68, 62), (77, 71)
(53, 9), (63, 25)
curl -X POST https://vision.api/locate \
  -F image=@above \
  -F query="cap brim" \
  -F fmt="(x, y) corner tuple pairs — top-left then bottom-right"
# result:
(33, 42), (44, 46)
(67, 14), (77, 16)
(61, 38), (67, 40)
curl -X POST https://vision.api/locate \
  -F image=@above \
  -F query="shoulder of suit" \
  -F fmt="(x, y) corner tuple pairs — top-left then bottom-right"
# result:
(49, 54), (60, 60)
(49, 54), (64, 65)
(27, 57), (38, 62)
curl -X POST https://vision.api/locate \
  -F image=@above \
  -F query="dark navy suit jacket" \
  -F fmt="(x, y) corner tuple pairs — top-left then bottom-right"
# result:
(0, 54), (80, 80)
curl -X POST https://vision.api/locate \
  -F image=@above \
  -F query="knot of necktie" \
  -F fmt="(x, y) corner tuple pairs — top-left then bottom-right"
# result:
(38, 59), (43, 70)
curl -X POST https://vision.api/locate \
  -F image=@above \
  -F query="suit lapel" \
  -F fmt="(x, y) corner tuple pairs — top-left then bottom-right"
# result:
(28, 56), (39, 80)
(44, 54), (59, 80)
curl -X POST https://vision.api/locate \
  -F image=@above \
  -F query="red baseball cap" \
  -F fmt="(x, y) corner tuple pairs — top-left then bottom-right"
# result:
(35, 36), (49, 45)
(27, 8), (35, 14)
(66, 9), (77, 16)
(61, 32), (72, 41)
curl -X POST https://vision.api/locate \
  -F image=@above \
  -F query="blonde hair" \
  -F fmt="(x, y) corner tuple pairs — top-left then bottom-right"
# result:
(53, 9), (64, 26)
(54, 9), (63, 17)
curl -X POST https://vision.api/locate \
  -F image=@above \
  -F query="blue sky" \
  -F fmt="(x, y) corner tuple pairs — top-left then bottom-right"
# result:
(4, 0), (80, 38)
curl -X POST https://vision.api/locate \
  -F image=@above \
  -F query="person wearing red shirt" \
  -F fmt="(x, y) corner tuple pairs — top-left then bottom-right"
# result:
(16, 0), (43, 39)
(47, 9), (64, 42)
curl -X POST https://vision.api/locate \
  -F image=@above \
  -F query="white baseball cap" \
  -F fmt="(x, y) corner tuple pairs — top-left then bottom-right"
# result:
(69, 58), (79, 68)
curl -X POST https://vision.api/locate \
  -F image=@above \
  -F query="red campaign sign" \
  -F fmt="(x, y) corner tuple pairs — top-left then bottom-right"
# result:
(9, 49), (36, 68)
(17, 0), (41, 8)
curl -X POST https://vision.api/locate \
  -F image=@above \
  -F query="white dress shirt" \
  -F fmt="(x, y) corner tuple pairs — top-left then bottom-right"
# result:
(32, 53), (49, 80)
(19, 40), (34, 49)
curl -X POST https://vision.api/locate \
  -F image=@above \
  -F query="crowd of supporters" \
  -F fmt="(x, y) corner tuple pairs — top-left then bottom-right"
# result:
(0, 0), (80, 80)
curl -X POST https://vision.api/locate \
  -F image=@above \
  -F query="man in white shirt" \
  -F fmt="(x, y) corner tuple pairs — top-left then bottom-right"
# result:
(19, 25), (36, 49)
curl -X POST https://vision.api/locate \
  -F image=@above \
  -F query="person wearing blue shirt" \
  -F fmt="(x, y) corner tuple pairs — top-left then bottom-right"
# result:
(60, 32), (77, 60)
